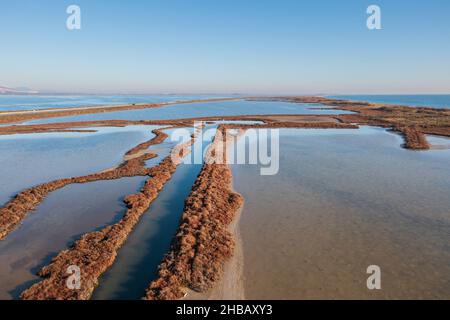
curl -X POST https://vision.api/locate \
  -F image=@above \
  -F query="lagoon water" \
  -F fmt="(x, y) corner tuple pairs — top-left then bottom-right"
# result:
(26, 100), (352, 125)
(0, 177), (146, 300)
(0, 126), (157, 206)
(231, 127), (450, 299)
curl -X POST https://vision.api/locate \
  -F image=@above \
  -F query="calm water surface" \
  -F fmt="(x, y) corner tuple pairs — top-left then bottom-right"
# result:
(231, 127), (450, 299)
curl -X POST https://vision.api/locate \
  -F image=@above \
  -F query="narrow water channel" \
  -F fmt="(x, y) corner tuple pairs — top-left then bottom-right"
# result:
(92, 126), (216, 300)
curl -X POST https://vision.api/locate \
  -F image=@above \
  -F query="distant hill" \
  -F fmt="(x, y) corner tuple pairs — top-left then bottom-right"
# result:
(0, 86), (39, 95)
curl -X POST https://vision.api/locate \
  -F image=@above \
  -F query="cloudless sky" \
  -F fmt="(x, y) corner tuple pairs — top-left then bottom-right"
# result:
(1, 0), (450, 94)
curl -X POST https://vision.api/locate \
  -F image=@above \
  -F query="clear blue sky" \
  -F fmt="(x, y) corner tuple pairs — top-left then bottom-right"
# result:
(1, 0), (449, 94)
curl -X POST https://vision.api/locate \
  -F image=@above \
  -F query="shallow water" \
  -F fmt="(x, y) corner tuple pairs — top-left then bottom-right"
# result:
(427, 134), (450, 150)
(0, 177), (146, 300)
(27, 100), (352, 125)
(231, 127), (450, 299)
(0, 126), (157, 205)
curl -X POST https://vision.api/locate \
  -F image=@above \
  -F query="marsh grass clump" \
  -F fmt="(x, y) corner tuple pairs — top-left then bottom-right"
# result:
(145, 127), (243, 300)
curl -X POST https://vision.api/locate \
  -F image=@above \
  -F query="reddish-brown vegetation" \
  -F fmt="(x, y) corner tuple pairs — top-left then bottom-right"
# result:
(395, 126), (430, 150)
(0, 119), (189, 135)
(0, 115), (350, 136)
(254, 96), (450, 150)
(145, 126), (243, 300)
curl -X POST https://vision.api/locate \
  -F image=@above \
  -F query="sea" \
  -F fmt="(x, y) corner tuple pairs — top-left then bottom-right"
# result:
(327, 94), (450, 109)
(0, 94), (449, 112)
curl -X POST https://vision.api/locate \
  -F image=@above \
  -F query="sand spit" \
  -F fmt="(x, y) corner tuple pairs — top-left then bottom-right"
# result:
(255, 96), (450, 150)
(0, 128), (169, 241)
(145, 126), (244, 300)
(19, 132), (198, 300)
(125, 127), (171, 157)
(0, 119), (192, 135)
(183, 205), (246, 301)
(0, 98), (241, 125)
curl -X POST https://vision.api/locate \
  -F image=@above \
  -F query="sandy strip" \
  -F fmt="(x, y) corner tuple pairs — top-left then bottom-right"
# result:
(185, 206), (246, 300)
